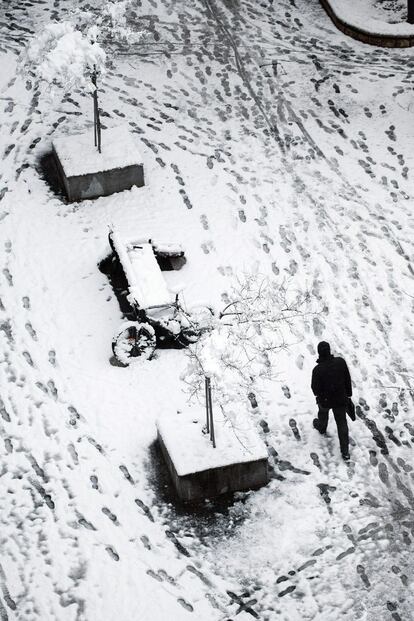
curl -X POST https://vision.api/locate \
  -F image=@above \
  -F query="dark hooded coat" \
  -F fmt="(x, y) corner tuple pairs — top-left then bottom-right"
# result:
(311, 354), (352, 409)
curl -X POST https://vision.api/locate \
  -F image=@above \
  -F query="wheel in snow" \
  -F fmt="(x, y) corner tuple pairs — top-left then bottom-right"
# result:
(112, 322), (156, 365)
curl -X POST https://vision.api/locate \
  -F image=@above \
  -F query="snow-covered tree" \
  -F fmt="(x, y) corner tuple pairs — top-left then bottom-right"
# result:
(23, 22), (106, 96)
(21, 1), (147, 151)
(183, 275), (318, 419)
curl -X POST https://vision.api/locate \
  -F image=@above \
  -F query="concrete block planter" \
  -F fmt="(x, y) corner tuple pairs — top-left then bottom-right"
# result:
(52, 126), (144, 202)
(157, 410), (269, 503)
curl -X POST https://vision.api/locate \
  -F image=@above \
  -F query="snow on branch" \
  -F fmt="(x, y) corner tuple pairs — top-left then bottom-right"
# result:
(71, 0), (148, 48)
(183, 274), (319, 416)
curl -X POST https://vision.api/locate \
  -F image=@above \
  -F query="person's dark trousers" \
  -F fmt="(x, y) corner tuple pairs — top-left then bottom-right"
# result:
(318, 405), (349, 455)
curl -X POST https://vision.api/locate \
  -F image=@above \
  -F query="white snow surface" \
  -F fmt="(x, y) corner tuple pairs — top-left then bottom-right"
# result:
(111, 231), (172, 308)
(1, 0), (414, 619)
(157, 409), (268, 475)
(327, 0), (414, 36)
(53, 125), (143, 177)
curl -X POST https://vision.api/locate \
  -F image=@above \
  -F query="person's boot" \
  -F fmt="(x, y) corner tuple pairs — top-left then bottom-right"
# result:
(342, 451), (350, 462)
(313, 418), (326, 435)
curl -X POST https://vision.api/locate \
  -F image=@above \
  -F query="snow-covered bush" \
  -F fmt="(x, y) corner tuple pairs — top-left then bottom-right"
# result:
(183, 275), (317, 416)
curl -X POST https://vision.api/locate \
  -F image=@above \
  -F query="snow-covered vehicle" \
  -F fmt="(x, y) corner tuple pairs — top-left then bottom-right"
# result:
(99, 231), (212, 365)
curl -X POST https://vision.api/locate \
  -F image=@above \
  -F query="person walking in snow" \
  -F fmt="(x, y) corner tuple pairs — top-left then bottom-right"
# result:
(311, 341), (353, 461)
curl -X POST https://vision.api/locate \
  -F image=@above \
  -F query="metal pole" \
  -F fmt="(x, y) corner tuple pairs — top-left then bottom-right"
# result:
(207, 379), (216, 448)
(96, 100), (101, 154)
(205, 376), (210, 434)
(92, 68), (97, 148)
(409, 0), (414, 23)
(92, 66), (101, 153)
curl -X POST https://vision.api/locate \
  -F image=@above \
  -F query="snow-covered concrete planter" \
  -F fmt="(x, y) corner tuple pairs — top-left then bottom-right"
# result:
(52, 126), (144, 201)
(320, 0), (414, 47)
(157, 410), (269, 502)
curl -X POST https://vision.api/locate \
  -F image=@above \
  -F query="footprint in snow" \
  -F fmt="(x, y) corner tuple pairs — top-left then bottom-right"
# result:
(179, 188), (193, 209)
(289, 418), (301, 440)
(47, 380), (58, 400)
(317, 483), (336, 514)
(166, 530), (190, 557)
(404, 422), (414, 438)
(357, 565), (371, 588)
(25, 322), (37, 341)
(369, 450), (378, 466)
(288, 259), (298, 275)
(343, 524), (356, 544)
(78, 515), (96, 531)
(36, 381), (48, 395)
(295, 354), (304, 369)
(378, 462), (389, 485)
(282, 385), (291, 399)
(247, 392), (258, 409)
(201, 241), (213, 254)
(147, 569), (163, 582)
(336, 546), (355, 561)
(22, 296), (30, 309)
(278, 585), (296, 598)
(186, 565), (212, 587)
(259, 419), (269, 433)
(90, 475), (99, 490)
(177, 598), (193, 612)
(0, 397), (11, 422)
(87, 436), (105, 454)
(158, 569), (176, 585)
(119, 464), (134, 484)
(384, 426), (401, 446)
(48, 350), (56, 366)
(68, 443), (79, 465)
(135, 498), (154, 522)
(141, 535), (151, 550)
(310, 452), (321, 469)
(3, 268), (13, 286)
(102, 507), (119, 525)
(22, 351), (34, 367)
(312, 316), (325, 337)
(105, 546), (119, 561)
(397, 458), (412, 473)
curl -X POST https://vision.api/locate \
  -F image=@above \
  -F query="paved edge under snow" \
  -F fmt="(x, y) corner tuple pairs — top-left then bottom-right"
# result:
(319, 0), (414, 47)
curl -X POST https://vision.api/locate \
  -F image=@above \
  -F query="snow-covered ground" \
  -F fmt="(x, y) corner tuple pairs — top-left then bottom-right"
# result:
(1, 0), (414, 619)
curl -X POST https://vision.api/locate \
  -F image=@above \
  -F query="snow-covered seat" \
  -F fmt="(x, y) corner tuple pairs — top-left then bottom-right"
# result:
(110, 231), (172, 310)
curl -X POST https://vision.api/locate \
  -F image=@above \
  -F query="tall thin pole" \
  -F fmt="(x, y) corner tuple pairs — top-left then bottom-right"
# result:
(207, 378), (216, 448)
(205, 376), (210, 434)
(409, 0), (414, 23)
(92, 67), (97, 148)
(92, 66), (101, 153)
